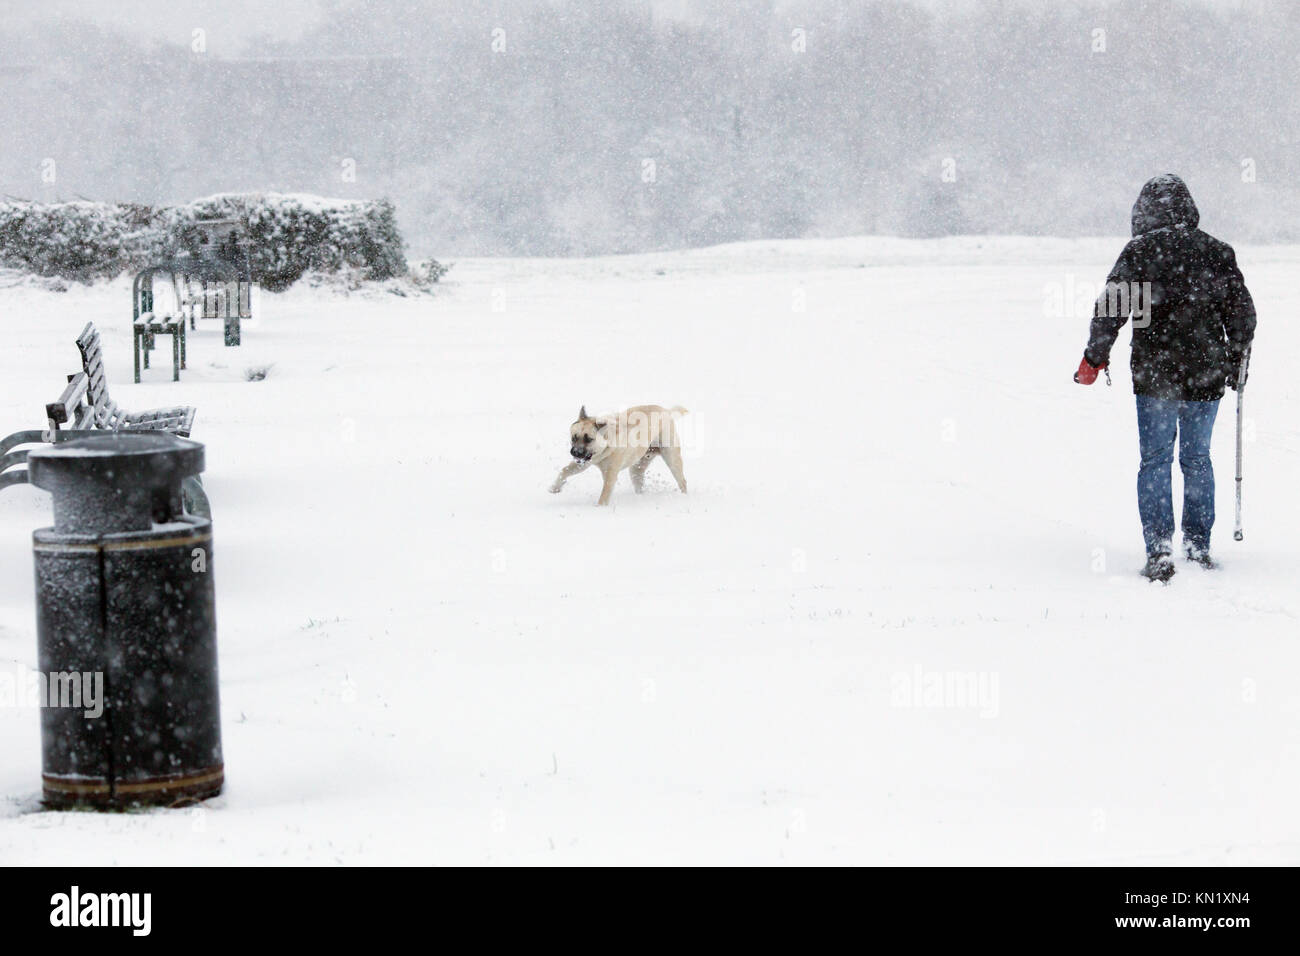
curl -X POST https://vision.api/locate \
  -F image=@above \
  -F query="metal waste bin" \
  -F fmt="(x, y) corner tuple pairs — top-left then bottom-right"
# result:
(26, 433), (222, 808)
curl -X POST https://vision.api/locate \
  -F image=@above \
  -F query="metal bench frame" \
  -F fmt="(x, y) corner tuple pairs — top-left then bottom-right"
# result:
(133, 314), (186, 383)
(133, 268), (188, 382)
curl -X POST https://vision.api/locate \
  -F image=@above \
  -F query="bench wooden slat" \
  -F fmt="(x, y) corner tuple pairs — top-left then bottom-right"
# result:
(79, 336), (101, 365)
(119, 407), (191, 425)
(75, 322), (97, 352)
(122, 418), (189, 432)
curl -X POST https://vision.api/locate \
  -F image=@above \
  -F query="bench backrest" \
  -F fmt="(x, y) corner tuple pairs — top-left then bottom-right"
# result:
(75, 323), (118, 427)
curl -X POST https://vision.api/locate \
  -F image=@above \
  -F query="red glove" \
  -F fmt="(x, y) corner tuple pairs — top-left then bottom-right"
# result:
(1074, 356), (1106, 385)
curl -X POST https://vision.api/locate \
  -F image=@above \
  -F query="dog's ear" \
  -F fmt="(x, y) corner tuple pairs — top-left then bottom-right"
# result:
(593, 419), (608, 431)
(579, 405), (588, 421)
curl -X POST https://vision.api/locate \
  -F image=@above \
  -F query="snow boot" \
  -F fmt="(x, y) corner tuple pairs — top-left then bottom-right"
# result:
(1142, 552), (1176, 583)
(1184, 545), (1219, 570)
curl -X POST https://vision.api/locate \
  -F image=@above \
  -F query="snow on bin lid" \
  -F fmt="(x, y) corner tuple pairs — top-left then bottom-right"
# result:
(28, 434), (204, 490)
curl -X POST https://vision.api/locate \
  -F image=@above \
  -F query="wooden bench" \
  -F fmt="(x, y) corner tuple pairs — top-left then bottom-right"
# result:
(77, 323), (196, 436)
(1, 326), (206, 516)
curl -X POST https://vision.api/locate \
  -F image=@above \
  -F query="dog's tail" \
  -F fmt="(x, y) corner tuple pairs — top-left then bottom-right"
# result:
(668, 405), (689, 416)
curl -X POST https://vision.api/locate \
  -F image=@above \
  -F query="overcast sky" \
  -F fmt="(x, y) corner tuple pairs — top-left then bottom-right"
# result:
(3, 0), (1290, 254)
(1, 0), (992, 54)
(4, 0), (1255, 55)
(3, 0), (328, 53)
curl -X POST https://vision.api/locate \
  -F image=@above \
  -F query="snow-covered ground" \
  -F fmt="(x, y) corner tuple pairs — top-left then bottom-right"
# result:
(2, 236), (1298, 864)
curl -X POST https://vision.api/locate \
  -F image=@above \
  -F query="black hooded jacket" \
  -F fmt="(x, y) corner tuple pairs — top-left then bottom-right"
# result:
(1084, 174), (1256, 402)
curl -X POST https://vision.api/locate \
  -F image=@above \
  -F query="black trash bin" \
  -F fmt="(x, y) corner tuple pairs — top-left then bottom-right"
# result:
(26, 433), (222, 808)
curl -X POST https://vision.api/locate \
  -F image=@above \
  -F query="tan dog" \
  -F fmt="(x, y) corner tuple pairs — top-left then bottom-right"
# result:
(550, 405), (689, 505)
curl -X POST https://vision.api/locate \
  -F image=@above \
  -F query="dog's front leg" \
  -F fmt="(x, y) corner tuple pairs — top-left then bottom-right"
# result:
(550, 459), (589, 493)
(596, 465), (620, 505)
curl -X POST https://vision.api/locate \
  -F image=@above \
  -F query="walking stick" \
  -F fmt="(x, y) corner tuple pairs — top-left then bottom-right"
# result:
(1234, 346), (1251, 542)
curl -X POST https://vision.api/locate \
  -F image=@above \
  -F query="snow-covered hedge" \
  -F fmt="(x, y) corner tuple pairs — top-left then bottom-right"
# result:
(0, 200), (154, 282)
(0, 194), (412, 290)
(159, 193), (408, 291)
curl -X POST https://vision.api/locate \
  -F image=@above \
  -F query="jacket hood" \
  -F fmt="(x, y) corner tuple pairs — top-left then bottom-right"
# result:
(1131, 174), (1199, 237)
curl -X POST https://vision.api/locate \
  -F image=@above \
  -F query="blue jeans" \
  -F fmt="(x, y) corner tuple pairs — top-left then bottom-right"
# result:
(1136, 395), (1220, 556)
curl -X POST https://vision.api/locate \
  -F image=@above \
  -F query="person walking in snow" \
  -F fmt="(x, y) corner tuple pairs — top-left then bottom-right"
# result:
(1074, 174), (1256, 582)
